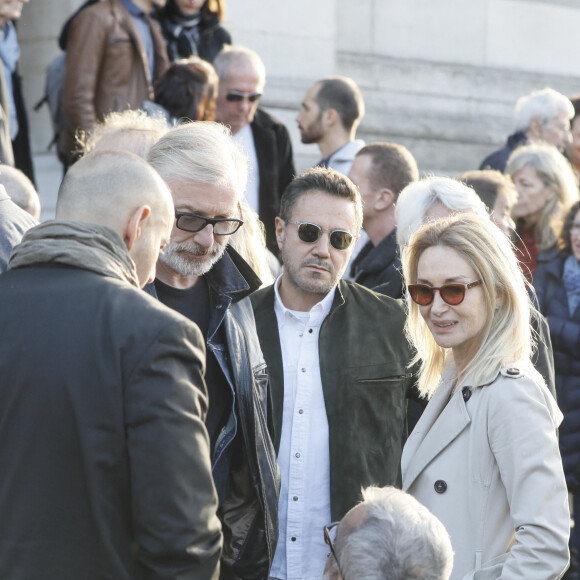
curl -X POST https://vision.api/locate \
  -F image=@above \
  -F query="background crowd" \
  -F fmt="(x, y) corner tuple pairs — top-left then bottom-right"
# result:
(1, 0), (580, 579)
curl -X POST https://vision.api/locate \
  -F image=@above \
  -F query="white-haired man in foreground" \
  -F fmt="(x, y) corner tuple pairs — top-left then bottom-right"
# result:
(322, 486), (453, 580)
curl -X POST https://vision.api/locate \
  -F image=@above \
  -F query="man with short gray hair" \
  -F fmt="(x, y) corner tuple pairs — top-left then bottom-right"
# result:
(322, 486), (453, 580)
(147, 121), (280, 579)
(480, 87), (573, 171)
(214, 44), (295, 252)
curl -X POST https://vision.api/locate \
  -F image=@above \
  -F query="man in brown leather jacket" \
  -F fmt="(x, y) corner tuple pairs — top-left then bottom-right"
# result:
(59, 0), (169, 165)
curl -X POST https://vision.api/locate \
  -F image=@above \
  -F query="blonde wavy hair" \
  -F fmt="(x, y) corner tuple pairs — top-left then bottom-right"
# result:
(506, 143), (579, 251)
(402, 213), (533, 398)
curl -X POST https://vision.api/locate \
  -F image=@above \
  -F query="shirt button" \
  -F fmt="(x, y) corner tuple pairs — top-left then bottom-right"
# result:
(295, 452), (301, 458)
(462, 387), (471, 402)
(291, 536), (297, 542)
(298, 409), (304, 414)
(434, 480), (447, 494)
(301, 368), (306, 373)
(308, 328), (313, 333)
(293, 496), (298, 501)
(299, 333), (303, 337)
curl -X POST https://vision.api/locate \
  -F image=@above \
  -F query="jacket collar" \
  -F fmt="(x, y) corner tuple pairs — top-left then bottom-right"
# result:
(205, 245), (262, 304)
(352, 229), (398, 276)
(506, 130), (528, 149)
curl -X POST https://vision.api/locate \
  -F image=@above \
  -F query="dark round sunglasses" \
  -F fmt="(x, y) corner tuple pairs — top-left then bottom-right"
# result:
(407, 280), (483, 306)
(287, 220), (354, 251)
(175, 212), (243, 236)
(225, 91), (262, 103)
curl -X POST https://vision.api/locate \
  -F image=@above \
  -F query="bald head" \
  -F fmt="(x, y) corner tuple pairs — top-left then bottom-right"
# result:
(57, 150), (174, 286)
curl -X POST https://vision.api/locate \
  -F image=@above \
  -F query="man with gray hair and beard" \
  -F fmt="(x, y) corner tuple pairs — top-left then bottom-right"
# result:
(147, 121), (280, 580)
(322, 486), (453, 580)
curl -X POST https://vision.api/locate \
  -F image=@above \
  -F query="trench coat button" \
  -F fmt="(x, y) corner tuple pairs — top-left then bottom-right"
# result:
(462, 387), (471, 402)
(434, 480), (447, 494)
(507, 367), (519, 376)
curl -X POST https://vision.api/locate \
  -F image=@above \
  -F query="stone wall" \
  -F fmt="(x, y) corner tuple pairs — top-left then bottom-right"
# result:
(17, 0), (580, 178)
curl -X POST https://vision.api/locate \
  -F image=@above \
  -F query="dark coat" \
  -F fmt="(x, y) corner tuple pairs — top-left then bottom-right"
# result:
(148, 246), (280, 580)
(350, 229), (403, 298)
(479, 130), (528, 172)
(534, 253), (580, 491)
(251, 280), (415, 520)
(0, 264), (222, 580)
(251, 108), (295, 254)
(10, 65), (35, 185)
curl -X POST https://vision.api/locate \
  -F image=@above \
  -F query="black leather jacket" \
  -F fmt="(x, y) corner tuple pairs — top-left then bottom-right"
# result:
(148, 247), (280, 580)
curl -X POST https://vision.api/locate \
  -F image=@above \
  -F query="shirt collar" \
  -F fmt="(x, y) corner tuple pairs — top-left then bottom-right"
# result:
(119, 0), (149, 17)
(273, 274), (336, 323)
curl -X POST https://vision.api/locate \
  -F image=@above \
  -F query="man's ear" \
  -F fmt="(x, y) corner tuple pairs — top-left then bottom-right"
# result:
(323, 107), (339, 128)
(124, 205), (151, 251)
(275, 216), (286, 252)
(375, 188), (395, 211)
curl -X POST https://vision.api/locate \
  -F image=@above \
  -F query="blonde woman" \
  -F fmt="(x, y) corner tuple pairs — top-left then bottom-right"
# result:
(506, 142), (579, 281)
(401, 213), (569, 580)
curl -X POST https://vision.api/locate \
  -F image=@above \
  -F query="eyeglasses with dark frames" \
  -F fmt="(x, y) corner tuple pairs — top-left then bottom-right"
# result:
(175, 212), (244, 236)
(407, 280), (483, 306)
(225, 90), (262, 103)
(324, 522), (347, 579)
(287, 220), (355, 251)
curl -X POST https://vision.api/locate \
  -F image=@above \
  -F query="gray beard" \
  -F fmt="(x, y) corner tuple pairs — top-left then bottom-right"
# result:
(159, 240), (226, 277)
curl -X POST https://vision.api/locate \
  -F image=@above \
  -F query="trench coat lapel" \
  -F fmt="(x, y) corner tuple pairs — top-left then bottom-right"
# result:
(402, 375), (471, 491)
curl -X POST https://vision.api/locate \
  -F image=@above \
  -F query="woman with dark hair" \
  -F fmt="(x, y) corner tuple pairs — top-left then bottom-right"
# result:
(158, 0), (231, 63)
(534, 200), (580, 576)
(153, 57), (218, 122)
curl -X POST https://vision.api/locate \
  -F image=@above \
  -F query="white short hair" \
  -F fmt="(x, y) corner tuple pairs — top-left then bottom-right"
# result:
(213, 44), (266, 90)
(335, 486), (453, 580)
(514, 88), (574, 133)
(147, 121), (248, 199)
(395, 176), (488, 246)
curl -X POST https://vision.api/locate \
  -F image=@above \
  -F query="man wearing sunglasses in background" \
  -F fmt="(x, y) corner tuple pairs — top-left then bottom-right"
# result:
(214, 44), (295, 254)
(251, 167), (416, 580)
(146, 122), (280, 580)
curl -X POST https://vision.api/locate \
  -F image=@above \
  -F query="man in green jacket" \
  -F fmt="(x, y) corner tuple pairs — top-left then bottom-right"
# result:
(250, 167), (415, 580)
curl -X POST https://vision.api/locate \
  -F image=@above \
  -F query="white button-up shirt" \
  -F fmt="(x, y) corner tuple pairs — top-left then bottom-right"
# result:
(232, 123), (260, 214)
(269, 276), (335, 580)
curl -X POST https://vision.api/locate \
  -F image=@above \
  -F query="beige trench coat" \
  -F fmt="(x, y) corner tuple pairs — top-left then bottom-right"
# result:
(402, 360), (569, 580)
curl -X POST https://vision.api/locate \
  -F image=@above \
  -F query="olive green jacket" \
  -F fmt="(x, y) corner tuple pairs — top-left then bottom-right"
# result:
(251, 280), (416, 520)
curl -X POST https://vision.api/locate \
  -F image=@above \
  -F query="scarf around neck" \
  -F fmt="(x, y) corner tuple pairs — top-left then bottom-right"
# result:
(9, 220), (140, 287)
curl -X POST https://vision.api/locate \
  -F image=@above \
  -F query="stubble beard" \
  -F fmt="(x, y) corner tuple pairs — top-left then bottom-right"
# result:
(283, 254), (340, 296)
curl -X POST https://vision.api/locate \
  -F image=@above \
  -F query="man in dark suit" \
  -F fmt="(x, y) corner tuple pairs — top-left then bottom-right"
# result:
(0, 150), (222, 580)
(214, 44), (295, 253)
